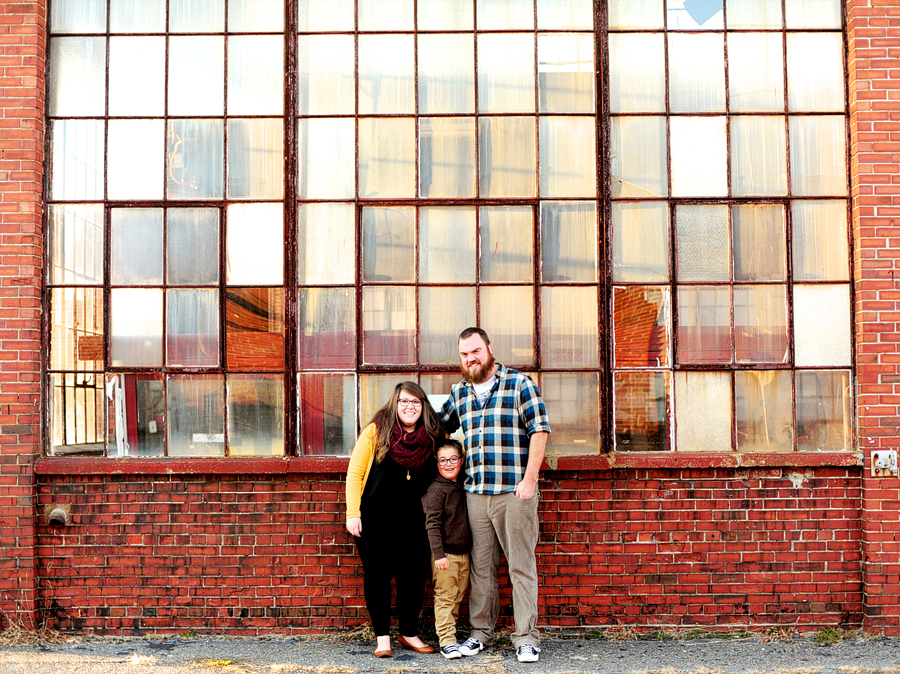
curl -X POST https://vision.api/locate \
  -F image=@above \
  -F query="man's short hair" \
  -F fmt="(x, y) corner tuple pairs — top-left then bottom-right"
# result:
(458, 326), (490, 345)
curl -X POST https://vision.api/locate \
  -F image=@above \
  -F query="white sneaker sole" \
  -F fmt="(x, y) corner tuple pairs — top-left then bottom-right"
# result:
(441, 650), (462, 659)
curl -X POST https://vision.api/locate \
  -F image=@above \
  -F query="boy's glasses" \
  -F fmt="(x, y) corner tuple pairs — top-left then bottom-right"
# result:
(437, 456), (461, 466)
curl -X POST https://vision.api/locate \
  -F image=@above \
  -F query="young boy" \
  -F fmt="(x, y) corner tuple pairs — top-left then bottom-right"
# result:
(421, 439), (471, 659)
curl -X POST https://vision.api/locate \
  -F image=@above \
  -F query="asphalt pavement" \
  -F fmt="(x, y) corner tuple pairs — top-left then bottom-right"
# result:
(2, 632), (900, 674)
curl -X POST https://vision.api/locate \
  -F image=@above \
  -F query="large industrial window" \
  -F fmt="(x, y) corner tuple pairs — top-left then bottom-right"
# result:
(45, 0), (851, 458)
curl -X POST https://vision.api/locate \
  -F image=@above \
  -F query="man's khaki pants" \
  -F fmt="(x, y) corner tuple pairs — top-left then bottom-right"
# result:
(466, 491), (540, 648)
(431, 552), (470, 647)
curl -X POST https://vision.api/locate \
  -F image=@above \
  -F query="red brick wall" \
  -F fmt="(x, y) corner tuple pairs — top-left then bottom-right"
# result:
(33, 465), (861, 635)
(848, 0), (900, 635)
(0, 0), (45, 630)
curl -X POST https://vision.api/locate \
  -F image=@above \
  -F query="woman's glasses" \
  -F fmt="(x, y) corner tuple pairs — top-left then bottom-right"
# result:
(437, 456), (461, 466)
(398, 398), (422, 408)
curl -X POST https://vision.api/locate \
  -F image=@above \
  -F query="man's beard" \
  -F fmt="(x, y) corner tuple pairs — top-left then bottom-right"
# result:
(461, 352), (495, 384)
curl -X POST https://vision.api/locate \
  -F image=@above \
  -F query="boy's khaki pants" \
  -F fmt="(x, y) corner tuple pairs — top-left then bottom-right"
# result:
(431, 553), (470, 647)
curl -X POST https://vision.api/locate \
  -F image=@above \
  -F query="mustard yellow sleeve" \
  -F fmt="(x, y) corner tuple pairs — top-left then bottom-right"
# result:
(345, 423), (378, 520)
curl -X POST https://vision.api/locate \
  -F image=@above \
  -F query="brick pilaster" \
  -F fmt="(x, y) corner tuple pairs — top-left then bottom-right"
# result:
(0, 0), (46, 630)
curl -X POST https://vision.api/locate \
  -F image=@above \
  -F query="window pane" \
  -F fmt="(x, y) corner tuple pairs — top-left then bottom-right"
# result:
(362, 286), (416, 366)
(419, 117), (477, 198)
(359, 374), (413, 427)
(50, 0), (106, 33)
(676, 204), (730, 281)
(298, 203), (355, 285)
(168, 36), (224, 116)
(670, 116), (727, 197)
(228, 0), (284, 32)
(359, 35), (415, 115)
(49, 373), (104, 456)
(787, 33), (845, 113)
(167, 119), (224, 200)
(480, 206), (534, 284)
(359, 118), (416, 199)
(542, 372), (600, 455)
(51, 288), (104, 371)
(297, 0), (353, 30)
(170, 0), (225, 32)
(110, 208), (163, 285)
(796, 370), (851, 452)
(537, 0), (593, 29)
(298, 35), (354, 116)
(674, 372), (732, 452)
(667, 0), (723, 30)
(733, 205), (786, 282)
(110, 288), (163, 367)
(359, 0), (413, 30)
(420, 287), (476, 365)
(226, 203), (284, 285)
(110, 0), (164, 32)
(789, 116), (847, 196)
(108, 120), (164, 201)
(668, 33), (725, 113)
(418, 34), (475, 114)
(614, 286), (670, 368)
(109, 37), (164, 116)
(106, 374), (165, 457)
(168, 209), (219, 286)
(420, 207), (476, 283)
(614, 371), (670, 452)
(50, 120), (104, 201)
(228, 36), (284, 115)
(478, 34), (535, 113)
(167, 288), (219, 367)
(418, 0), (474, 30)
(676, 285), (731, 364)
(608, 0), (664, 29)
(479, 117), (536, 197)
(227, 119), (284, 199)
(541, 201), (597, 283)
(48, 37), (105, 116)
(735, 371), (792, 452)
(227, 374), (284, 456)
(167, 375), (225, 456)
(298, 118), (355, 199)
(299, 288), (356, 370)
(726, 0), (781, 28)
(226, 288), (285, 371)
(610, 116), (667, 198)
(541, 286), (598, 368)
(792, 200), (850, 281)
(362, 207), (415, 283)
(731, 116), (787, 196)
(480, 286), (534, 367)
(785, 0), (842, 29)
(49, 203), (104, 285)
(728, 33), (784, 112)
(299, 373), (357, 455)
(477, 0), (533, 30)
(794, 284), (851, 367)
(734, 285), (788, 363)
(539, 116), (597, 197)
(608, 33), (665, 113)
(612, 202), (669, 283)
(538, 33), (594, 113)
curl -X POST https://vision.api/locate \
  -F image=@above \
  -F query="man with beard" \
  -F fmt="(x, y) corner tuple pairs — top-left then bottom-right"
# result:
(439, 327), (550, 663)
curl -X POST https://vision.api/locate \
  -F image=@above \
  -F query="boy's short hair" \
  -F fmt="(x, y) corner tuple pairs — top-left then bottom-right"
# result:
(436, 438), (464, 457)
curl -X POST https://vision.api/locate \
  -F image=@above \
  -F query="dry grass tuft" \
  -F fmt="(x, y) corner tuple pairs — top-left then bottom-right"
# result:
(326, 624), (374, 644)
(0, 622), (72, 647)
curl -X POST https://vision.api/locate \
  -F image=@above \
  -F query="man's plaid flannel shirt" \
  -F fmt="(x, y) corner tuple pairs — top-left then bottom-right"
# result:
(440, 364), (551, 495)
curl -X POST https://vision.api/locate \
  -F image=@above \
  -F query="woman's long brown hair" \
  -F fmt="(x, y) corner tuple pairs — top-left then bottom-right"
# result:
(370, 381), (444, 463)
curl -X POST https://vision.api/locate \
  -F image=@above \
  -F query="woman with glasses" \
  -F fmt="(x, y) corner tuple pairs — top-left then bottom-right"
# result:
(345, 381), (443, 658)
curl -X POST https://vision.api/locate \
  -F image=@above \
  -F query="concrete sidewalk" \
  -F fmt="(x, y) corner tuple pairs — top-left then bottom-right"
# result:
(3, 633), (900, 674)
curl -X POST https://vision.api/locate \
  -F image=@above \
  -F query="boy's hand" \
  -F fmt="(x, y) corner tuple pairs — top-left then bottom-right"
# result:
(434, 557), (449, 570)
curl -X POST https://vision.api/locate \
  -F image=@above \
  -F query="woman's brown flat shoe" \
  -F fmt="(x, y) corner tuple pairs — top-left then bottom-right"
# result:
(374, 647), (392, 658)
(397, 635), (436, 654)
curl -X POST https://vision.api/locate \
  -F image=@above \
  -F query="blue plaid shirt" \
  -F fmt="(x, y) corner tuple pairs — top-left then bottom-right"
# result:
(440, 364), (551, 495)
